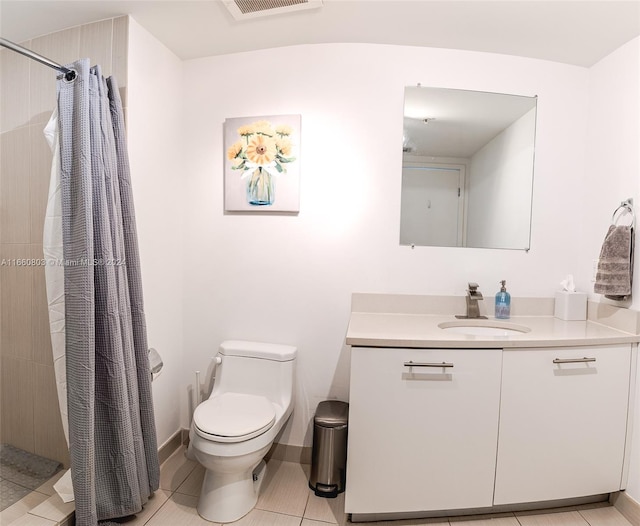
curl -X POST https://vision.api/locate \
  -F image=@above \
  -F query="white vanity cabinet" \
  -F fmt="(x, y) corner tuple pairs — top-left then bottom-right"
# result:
(494, 344), (632, 505)
(346, 347), (503, 515)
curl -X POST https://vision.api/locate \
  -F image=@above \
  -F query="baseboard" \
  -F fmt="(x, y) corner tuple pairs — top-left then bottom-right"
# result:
(610, 491), (640, 525)
(158, 429), (185, 465)
(265, 442), (312, 465)
(351, 494), (610, 523)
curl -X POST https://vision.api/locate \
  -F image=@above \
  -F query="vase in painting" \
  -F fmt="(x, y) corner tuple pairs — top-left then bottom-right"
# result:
(247, 167), (274, 206)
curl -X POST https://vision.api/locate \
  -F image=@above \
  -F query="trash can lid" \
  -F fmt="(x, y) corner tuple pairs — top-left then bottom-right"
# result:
(315, 400), (349, 427)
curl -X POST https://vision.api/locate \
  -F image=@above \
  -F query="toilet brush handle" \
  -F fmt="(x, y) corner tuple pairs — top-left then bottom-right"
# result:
(195, 370), (201, 408)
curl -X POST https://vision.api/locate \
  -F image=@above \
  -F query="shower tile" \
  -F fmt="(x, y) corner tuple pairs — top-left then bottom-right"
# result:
(29, 124), (53, 246)
(1, 127), (32, 244)
(0, 488), (49, 524)
(255, 459), (309, 517)
(80, 19), (114, 77)
(0, 45), (31, 133)
(0, 478), (32, 510)
(30, 27), (80, 125)
(33, 364), (69, 467)
(0, 444), (61, 490)
(0, 357), (35, 453)
(33, 470), (65, 496)
(0, 244), (33, 359)
(1, 463), (36, 488)
(30, 245), (53, 367)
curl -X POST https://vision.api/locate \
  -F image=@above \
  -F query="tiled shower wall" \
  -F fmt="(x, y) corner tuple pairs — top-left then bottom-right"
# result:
(0, 16), (129, 467)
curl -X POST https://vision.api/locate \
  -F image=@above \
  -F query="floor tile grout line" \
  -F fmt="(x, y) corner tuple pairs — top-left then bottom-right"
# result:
(577, 507), (633, 526)
(140, 486), (177, 526)
(297, 487), (312, 523)
(257, 506), (310, 520)
(577, 510), (594, 526)
(0, 473), (63, 517)
(148, 447), (198, 525)
(3, 478), (49, 492)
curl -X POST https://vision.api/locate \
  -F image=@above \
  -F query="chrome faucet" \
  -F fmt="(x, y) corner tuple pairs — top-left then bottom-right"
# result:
(456, 282), (488, 319)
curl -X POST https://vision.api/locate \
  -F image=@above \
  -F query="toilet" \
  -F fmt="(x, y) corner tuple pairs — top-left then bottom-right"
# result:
(188, 340), (297, 523)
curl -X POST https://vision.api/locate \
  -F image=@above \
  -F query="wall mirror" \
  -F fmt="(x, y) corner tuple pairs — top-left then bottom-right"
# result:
(400, 86), (537, 250)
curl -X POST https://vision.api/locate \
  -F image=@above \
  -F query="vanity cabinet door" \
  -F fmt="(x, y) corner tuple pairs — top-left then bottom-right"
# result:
(345, 347), (502, 515)
(494, 344), (632, 505)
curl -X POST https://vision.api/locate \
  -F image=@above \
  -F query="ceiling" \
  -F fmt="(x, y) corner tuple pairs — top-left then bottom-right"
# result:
(403, 87), (537, 157)
(1, 1), (639, 67)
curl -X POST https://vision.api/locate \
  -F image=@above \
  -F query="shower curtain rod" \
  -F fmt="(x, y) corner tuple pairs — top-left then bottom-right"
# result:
(0, 37), (76, 81)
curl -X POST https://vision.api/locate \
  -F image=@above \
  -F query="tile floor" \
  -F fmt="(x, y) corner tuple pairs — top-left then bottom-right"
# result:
(1, 446), (635, 526)
(0, 469), (67, 525)
(0, 444), (62, 511)
(122, 446), (633, 526)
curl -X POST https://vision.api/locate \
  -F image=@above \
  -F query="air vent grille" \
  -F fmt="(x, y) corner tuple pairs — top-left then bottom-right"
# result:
(236, 0), (307, 14)
(223, 0), (322, 20)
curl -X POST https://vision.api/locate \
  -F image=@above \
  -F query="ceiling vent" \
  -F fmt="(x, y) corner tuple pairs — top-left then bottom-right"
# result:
(222, 0), (323, 20)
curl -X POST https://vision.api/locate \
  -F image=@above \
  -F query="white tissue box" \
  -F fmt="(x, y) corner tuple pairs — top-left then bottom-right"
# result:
(554, 291), (587, 321)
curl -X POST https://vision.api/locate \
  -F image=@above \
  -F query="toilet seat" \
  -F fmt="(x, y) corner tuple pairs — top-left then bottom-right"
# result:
(194, 392), (276, 443)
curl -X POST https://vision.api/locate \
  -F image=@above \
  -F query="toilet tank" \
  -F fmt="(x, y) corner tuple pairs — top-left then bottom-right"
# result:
(211, 340), (297, 409)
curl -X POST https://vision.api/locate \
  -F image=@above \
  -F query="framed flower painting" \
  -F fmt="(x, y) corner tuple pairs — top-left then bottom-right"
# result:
(224, 114), (301, 212)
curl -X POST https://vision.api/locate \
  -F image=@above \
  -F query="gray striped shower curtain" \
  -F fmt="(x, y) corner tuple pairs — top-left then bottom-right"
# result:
(56, 59), (159, 525)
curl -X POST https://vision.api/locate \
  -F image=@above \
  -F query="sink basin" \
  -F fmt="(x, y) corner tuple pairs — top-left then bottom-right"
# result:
(438, 320), (531, 337)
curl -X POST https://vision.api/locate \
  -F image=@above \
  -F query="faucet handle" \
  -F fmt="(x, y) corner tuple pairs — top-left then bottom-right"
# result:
(467, 282), (479, 291)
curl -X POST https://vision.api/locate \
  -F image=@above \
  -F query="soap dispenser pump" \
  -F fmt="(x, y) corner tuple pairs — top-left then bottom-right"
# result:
(495, 280), (511, 319)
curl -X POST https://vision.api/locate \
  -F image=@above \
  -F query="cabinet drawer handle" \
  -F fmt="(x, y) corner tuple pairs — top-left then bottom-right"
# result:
(552, 357), (596, 364)
(404, 361), (454, 368)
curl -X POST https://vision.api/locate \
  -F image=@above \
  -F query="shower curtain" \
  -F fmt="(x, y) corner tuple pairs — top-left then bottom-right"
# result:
(52, 58), (159, 525)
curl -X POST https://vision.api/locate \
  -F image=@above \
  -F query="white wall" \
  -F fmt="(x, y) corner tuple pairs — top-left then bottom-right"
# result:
(467, 108), (536, 249)
(585, 36), (640, 502)
(127, 18), (184, 446)
(181, 43), (590, 447)
(124, 24), (639, 502)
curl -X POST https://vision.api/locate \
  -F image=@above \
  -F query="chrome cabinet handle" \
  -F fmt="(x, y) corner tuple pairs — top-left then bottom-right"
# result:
(552, 357), (596, 364)
(404, 360), (454, 368)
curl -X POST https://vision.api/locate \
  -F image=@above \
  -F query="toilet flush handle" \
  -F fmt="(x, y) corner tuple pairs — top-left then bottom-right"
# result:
(214, 356), (222, 365)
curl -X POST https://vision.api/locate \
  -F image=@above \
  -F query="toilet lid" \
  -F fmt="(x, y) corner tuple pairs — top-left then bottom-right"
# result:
(194, 393), (276, 441)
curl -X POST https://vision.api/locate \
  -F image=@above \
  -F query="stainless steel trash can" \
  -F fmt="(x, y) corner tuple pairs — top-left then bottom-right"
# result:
(309, 400), (349, 498)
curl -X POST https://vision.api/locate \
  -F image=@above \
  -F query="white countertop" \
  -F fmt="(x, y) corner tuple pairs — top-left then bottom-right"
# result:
(346, 294), (640, 349)
(346, 312), (639, 348)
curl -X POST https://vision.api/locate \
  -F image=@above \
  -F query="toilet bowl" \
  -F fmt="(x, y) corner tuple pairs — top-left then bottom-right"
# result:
(188, 340), (296, 523)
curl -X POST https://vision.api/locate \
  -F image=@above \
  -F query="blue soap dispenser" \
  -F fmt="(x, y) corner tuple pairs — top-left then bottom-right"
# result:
(495, 280), (511, 319)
